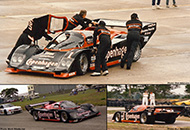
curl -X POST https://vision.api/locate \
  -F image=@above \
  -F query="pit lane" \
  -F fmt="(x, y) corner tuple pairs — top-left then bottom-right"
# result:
(0, 0), (190, 84)
(0, 106), (106, 130)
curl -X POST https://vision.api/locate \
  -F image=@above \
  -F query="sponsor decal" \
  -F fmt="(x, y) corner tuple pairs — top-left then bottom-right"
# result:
(123, 113), (140, 122)
(77, 110), (91, 116)
(26, 59), (59, 67)
(105, 46), (127, 61)
(38, 112), (53, 119)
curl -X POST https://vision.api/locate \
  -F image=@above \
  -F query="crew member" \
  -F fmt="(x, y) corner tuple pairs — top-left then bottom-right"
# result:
(66, 10), (94, 30)
(149, 92), (156, 106)
(142, 90), (149, 105)
(7, 15), (53, 64)
(120, 13), (142, 70)
(91, 21), (111, 76)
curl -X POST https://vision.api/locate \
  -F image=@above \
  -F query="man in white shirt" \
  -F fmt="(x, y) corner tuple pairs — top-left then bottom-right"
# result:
(142, 90), (149, 105)
(150, 92), (156, 106)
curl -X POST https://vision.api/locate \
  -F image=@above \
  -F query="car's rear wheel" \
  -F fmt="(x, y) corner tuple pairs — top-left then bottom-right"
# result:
(75, 53), (89, 75)
(4, 110), (7, 115)
(114, 112), (121, 122)
(133, 45), (141, 62)
(165, 117), (176, 124)
(60, 111), (69, 123)
(33, 111), (39, 121)
(140, 112), (148, 124)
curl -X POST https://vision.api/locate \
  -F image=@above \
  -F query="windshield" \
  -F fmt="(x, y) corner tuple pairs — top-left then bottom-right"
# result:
(60, 101), (78, 108)
(3, 104), (13, 108)
(48, 31), (84, 50)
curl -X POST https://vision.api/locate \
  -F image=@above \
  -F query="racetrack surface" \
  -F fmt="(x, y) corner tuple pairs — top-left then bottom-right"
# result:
(0, 106), (106, 130)
(107, 113), (190, 128)
(0, 0), (190, 84)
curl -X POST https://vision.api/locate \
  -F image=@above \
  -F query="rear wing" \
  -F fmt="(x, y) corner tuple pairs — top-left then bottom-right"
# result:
(25, 101), (56, 111)
(94, 18), (157, 48)
(147, 105), (185, 112)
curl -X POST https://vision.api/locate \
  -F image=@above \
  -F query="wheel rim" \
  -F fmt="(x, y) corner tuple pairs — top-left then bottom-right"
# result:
(141, 113), (147, 123)
(61, 112), (68, 122)
(33, 111), (38, 120)
(79, 53), (88, 73)
(115, 113), (121, 122)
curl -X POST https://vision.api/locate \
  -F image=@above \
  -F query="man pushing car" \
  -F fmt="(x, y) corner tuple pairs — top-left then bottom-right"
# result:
(6, 15), (53, 64)
(91, 21), (111, 76)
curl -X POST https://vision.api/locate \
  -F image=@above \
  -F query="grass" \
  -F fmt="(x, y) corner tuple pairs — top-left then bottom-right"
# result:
(11, 89), (106, 110)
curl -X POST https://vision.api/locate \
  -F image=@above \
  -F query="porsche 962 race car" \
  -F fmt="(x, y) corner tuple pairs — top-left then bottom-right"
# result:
(0, 103), (22, 115)
(112, 105), (185, 124)
(25, 100), (100, 123)
(6, 15), (156, 78)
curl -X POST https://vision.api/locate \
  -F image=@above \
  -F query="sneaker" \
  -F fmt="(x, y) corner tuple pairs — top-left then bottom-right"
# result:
(166, 5), (170, 8)
(173, 4), (177, 7)
(91, 72), (101, 76)
(6, 59), (10, 65)
(156, 5), (162, 9)
(126, 67), (131, 70)
(102, 70), (109, 76)
(152, 6), (156, 10)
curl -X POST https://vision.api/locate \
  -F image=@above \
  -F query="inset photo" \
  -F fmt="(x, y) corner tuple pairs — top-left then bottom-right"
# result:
(107, 84), (190, 130)
(0, 84), (106, 130)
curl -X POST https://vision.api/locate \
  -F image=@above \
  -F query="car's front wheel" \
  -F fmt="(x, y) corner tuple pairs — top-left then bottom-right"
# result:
(75, 53), (89, 75)
(60, 111), (69, 123)
(33, 111), (39, 121)
(165, 117), (176, 124)
(133, 45), (141, 62)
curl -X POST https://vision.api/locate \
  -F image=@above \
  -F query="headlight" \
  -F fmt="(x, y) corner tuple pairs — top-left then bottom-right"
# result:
(11, 54), (26, 64)
(61, 59), (73, 68)
(70, 111), (78, 119)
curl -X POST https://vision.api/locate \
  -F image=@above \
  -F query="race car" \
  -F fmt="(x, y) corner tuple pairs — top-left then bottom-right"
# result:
(25, 100), (100, 123)
(112, 105), (185, 124)
(175, 99), (190, 106)
(6, 15), (157, 78)
(0, 103), (22, 115)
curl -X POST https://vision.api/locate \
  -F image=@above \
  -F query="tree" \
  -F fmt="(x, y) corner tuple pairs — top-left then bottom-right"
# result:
(0, 88), (18, 98)
(185, 85), (190, 94)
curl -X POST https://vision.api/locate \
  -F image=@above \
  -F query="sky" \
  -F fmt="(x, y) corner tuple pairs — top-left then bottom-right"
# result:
(107, 85), (187, 95)
(0, 85), (28, 94)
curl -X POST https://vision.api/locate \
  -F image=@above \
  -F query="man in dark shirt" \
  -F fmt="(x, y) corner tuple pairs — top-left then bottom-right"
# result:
(91, 21), (111, 76)
(120, 13), (142, 70)
(7, 15), (52, 64)
(67, 10), (93, 30)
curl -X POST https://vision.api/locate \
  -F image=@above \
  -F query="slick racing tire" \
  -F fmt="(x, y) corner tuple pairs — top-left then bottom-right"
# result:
(133, 45), (141, 62)
(140, 112), (148, 124)
(75, 53), (89, 75)
(114, 112), (121, 122)
(165, 117), (176, 124)
(4, 110), (7, 115)
(60, 111), (69, 123)
(32, 111), (39, 121)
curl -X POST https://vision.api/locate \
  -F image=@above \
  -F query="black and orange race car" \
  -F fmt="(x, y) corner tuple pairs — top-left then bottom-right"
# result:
(112, 105), (185, 124)
(25, 100), (100, 123)
(6, 15), (156, 78)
